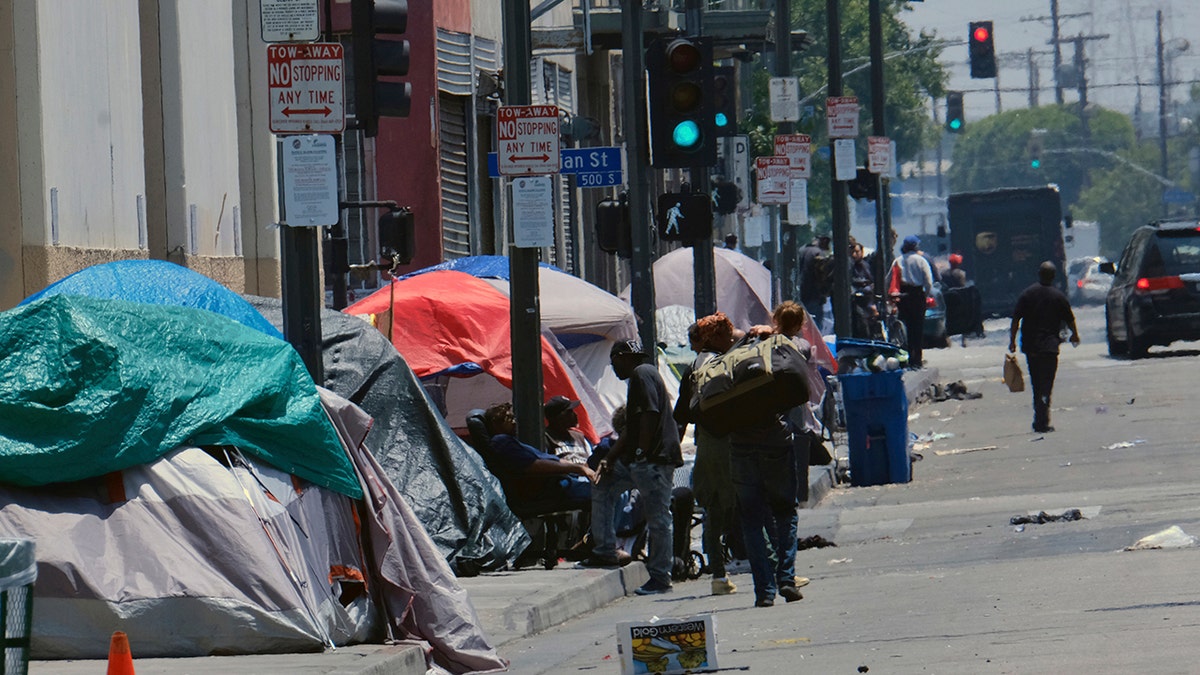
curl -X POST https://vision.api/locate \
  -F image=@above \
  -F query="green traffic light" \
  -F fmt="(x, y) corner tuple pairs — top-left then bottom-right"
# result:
(949, 118), (962, 130)
(1031, 158), (1041, 168)
(715, 112), (729, 128)
(672, 120), (701, 149)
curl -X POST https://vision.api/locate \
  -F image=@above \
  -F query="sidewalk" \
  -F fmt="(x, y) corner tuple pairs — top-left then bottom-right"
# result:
(30, 367), (938, 675)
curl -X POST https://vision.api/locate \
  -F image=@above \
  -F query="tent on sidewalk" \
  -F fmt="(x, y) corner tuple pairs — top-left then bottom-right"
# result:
(400, 255), (639, 418)
(249, 296), (528, 572)
(0, 294), (505, 673)
(345, 270), (605, 440)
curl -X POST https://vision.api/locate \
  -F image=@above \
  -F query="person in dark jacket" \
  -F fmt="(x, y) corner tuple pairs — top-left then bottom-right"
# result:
(1008, 261), (1080, 433)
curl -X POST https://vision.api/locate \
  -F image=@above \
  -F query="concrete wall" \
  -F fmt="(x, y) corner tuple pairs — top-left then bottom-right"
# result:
(0, 0), (281, 309)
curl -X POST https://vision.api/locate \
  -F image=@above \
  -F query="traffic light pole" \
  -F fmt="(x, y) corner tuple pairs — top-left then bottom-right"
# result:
(686, 0), (716, 319)
(868, 0), (892, 292)
(826, 0), (851, 339)
(622, 0), (658, 357)
(502, 0), (546, 449)
(775, 0), (797, 304)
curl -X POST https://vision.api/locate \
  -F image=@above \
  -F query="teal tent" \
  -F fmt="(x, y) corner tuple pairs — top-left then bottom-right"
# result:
(0, 294), (360, 497)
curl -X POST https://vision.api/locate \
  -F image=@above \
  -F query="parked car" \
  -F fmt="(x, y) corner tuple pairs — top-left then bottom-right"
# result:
(1102, 219), (1200, 358)
(1066, 256), (1112, 304)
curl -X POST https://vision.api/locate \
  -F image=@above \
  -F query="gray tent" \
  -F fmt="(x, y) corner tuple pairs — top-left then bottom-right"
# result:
(248, 297), (528, 572)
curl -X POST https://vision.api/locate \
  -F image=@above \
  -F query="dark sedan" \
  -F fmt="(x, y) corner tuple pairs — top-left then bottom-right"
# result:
(1102, 219), (1200, 358)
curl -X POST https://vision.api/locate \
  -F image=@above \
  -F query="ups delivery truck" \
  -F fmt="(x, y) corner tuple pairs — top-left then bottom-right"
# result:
(947, 185), (1067, 317)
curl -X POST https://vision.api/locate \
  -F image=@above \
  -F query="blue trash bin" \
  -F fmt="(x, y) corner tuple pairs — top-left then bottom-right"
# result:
(838, 370), (911, 487)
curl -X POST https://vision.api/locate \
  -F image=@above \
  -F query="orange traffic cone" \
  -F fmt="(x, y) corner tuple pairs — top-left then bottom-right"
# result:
(107, 631), (135, 675)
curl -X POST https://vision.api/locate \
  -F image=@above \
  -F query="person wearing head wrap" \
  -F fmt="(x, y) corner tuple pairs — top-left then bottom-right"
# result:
(940, 252), (968, 289)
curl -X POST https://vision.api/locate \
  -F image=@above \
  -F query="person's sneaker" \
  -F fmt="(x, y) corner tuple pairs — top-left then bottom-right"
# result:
(754, 598), (774, 608)
(575, 555), (620, 569)
(778, 585), (804, 603)
(634, 579), (673, 596)
(710, 578), (737, 595)
(1033, 425), (1055, 433)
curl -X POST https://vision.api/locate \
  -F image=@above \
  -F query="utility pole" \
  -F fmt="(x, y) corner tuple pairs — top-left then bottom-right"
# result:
(1028, 48), (1040, 107)
(501, 0), (545, 449)
(687, 0), (716, 318)
(1156, 9), (1169, 216)
(1054, 33), (1108, 140)
(1019, 4), (1089, 105)
(1051, 0), (1063, 104)
(622, 0), (658, 355)
(826, 0), (850, 338)
(775, 0), (797, 303)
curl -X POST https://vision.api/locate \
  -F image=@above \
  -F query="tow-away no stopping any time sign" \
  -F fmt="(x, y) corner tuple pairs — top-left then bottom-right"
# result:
(497, 105), (560, 176)
(267, 43), (344, 134)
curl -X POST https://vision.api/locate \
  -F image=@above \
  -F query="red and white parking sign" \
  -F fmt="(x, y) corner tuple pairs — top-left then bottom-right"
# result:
(826, 96), (860, 139)
(267, 43), (344, 134)
(497, 105), (561, 176)
(755, 157), (791, 204)
(775, 133), (812, 180)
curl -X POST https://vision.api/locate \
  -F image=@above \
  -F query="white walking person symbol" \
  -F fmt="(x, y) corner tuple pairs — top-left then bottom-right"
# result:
(666, 202), (683, 234)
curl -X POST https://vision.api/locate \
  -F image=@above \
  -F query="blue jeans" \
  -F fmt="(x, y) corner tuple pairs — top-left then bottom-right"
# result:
(591, 461), (675, 586)
(731, 445), (799, 602)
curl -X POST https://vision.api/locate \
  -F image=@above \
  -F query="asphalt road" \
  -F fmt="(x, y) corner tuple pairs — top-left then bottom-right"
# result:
(497, 304), (1200, 674)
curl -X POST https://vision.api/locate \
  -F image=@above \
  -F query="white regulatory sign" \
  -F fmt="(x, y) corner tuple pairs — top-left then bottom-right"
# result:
(497, 105), (561, 175)
(826, 96), (860, 139)
(281, 135), (338, 227)
(774, 133), (812, 180)
(512, 176), (555, 248)
(755, 157), (791, 205)
(267, 43), (344, 134)
(260, 0), (319, 43)
(868, 136), (892, 174)
(769, 77), (800, 123)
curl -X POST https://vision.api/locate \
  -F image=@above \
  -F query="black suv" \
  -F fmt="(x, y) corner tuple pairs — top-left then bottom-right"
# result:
(1101, 219), (1200, 358)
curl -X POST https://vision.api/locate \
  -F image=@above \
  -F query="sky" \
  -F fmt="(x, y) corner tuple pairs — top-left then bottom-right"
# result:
(898, 0), (1200, 128)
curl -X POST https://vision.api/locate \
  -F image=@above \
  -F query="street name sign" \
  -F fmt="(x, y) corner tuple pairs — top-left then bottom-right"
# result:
(826, 96), (860, 139)
(775, 133), (812, 179)
(756, 156), (791, 204)
(487, 146), (621, 186)
(268, 43), (344, 134)
(260, 0), (319, 43)
(497, 105), (560, 176)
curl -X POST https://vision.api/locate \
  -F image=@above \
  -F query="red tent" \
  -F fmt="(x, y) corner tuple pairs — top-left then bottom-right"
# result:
(345, 270), (598, 441)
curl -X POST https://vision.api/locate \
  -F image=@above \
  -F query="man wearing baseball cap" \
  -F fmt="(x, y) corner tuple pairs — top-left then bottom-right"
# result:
(583, 340), (683, 595)
(544, 395), (591, 465)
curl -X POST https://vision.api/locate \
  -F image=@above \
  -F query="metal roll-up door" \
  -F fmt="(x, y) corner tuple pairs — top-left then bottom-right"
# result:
(439, 95), (470, 259)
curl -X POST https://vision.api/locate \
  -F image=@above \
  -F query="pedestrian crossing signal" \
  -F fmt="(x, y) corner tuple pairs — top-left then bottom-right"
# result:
(656, 192), (713, 242)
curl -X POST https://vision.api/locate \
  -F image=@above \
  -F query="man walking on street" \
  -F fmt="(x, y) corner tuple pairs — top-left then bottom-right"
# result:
(890, 235), (934, 369)
(1009, 261), (1080, 433)
(586, 340), (683, 596)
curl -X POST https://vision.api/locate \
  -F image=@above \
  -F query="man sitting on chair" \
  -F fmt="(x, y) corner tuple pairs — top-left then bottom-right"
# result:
(484, 402), (596, 507)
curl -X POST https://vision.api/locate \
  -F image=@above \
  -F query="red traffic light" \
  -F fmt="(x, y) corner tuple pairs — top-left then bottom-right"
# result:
(972, 25), (990, 43)
(664, 39), (702, 74)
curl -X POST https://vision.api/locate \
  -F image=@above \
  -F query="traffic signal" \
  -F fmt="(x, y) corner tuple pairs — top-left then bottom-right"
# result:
(712, 66), (737, 138)
(846, 169), (878, 201)
(351, 0), (411, 137)
(378, 207), (414, 265)
(1027, 134), (1044, 169)
(711, 180), (740, 215)
(968, 21), (996, 79)
(646, 36), (717, 168)
(595, 195), (632, 258)
(945, 92), (964, 133)
(657, 192), (713, 241)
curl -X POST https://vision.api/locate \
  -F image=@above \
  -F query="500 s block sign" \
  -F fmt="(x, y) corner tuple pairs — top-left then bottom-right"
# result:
(267, 43), (345, 134)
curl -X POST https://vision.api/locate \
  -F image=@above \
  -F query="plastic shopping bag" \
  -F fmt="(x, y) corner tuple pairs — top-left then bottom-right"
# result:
(1003, 353), (1025, 393)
